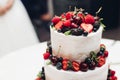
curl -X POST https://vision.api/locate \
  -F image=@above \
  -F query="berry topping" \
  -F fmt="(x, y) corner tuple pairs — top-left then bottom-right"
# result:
(110, 70), (116, 76)
(63, 20), (71, 27)
(66, 12), (73, 20)
(55, 21), (63, 30)
(72, 61), (80, 71)
(57, 57), (63, 62)
(104, 51), (109, 58)
(97, 56), (105, 67)
(77, 13), (85, 22)
(80, 62), (88, 72)
(62, 59), (69, 70)
(80, 23), (93, 33)
(71, 23), (78, 28)
(50, 56), (58, 66)
(83, 31), (88, 36)
(56, 62), (62, 70)
(71, 28), (83, 36)
(43, 52), (50, 60)
(85, 14), (95, 24)
(52, 16), (61, 24)
(88, 61), (96, 70)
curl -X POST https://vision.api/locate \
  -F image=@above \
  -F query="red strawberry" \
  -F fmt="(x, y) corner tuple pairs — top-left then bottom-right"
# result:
(72, 61), (80, 71)
(62, 59), (69, 70)
(110, 70), (116, 76)
(63, 20), (71, 27)
(36, 77), (41, 80)
(80, 23), (93, 33)
(66, 12), (73, 20)
(43, 52), (50, 60)
(55, 21), (63, 30)
(85, 14), (95, 24)
(52, 16), (61, 24)
(97, 56), (105, 67)
(77, 13), (85, 22)
(104, 51), (109, 58)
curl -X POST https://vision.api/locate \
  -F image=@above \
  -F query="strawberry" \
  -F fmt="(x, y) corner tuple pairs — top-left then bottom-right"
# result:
(62, 59), (69, 70)
(72, 61), (80, 71)
(80, 23), (93, 33)
(52, 16), (61, 24)
(104, 51), (109, 58)
(43, 52), (50, 60)
(55, 21), (63, 30)
(36, 77), (41, 80)
(77, 13), (85, 22)
(110, 70), (116, 76)
(97, 56), (105, 67)
(63, 20), (71, 27)
(85, 14), (95, 24)
(66, 12), (73, 20)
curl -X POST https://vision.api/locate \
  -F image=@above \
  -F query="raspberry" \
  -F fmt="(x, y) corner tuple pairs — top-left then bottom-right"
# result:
(66, 12), (73, 20)
(85, 14), (95, 24)
(52, 16), (61, 24)
(43, 52), (50, 60)
(63, 20), (71, 27)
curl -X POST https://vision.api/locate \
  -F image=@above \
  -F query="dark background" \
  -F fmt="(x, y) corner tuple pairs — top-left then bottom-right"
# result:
(21, 0), (120, 42)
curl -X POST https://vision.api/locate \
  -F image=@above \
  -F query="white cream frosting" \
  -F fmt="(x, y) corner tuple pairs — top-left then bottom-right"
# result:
(51, 27), (103, 62)
(45, 61), (108, 80)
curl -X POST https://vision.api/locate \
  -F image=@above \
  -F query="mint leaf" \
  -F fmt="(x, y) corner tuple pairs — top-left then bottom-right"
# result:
(64, 30), (71, 35)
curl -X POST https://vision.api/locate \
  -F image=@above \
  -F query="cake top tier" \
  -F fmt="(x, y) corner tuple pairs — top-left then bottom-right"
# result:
(51, 8), (104, 36)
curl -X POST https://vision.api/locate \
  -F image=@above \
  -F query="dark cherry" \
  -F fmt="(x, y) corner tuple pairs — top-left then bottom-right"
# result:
(51, 56), (58, 66)
(93, 21), (100, 29)
(71, 23), (78, 28)
(97, 51), (104, 56)
(80, 62), (88, 72)
(100, 47), (105, 53)
(88, 61), (96, 70)
(85, 57), (92, 64)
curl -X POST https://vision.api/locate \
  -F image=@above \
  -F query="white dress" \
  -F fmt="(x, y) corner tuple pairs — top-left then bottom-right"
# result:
(0, 0), (39, 57)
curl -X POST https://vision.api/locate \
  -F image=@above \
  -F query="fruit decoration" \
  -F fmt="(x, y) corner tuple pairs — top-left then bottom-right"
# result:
(51, 8), (105, 36)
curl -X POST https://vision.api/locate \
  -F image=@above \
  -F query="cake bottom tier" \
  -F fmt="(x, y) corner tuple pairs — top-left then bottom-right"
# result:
(45, 62), (108, 80)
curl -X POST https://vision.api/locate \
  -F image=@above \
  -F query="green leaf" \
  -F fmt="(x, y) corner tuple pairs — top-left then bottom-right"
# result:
(37, 71), (42, 77)
(46, 60), (52, 65)
(64, 30), (71, 35)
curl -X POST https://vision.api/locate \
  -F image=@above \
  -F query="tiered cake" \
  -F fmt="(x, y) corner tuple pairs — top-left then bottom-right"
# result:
(36, 9), (117, 80)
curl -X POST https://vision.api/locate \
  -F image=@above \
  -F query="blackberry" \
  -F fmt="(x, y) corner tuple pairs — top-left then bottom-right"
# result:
(83, 31), (88, 36)
(71, 28), (83, 36)
(56, 62), (62, 70)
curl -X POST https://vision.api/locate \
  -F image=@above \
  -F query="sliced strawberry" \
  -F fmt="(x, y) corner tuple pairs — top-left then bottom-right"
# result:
(52, 16), (61, 24)
(85, 14), (95, 24)
(63, 20), (71, 27)
(72, 61), (80, 71)
(62, 59), (69, 70)
(104, 51), (109, 58)
(97, 56), (105, 67)
(80, 23), (93, 33)
(77, 13), (85, 22)
(43, 52), (50, 60)
(66, 12), (73, 20)
(36, 77), (41, 80)
(55, 21), (63, 30)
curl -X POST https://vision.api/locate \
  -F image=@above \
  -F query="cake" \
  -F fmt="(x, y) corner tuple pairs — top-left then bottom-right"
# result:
(36, 8), (117, 80)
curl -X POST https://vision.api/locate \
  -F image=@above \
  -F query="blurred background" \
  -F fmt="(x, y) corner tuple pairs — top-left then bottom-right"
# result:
(21, 0), (120, 42)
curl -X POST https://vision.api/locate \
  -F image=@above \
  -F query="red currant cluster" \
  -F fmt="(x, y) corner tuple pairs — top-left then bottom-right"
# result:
(43, 44), (108, 72)
(51, 9), (102, 36)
